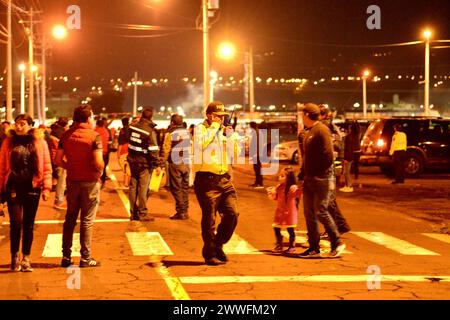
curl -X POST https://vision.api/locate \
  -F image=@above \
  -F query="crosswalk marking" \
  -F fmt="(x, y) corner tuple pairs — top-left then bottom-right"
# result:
(223, 234), (262, 255)
(126, 232), (174, 256)
(179, 275), (450, 284)
(422, 233), (450, 245)
(42, 233), (81, 257)
(281, 230), (353, 254)
(109, 172), (131, 217)
(353, 232), (439, 256)
(2, 219), (130, 225)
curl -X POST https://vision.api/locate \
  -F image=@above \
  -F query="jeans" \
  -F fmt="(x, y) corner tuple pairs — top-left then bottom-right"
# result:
(129, 166), (152, 219)
(328, 189), (351, 233)
(6, 180), (41, 256)
(169, 163), (190, 215)
(62, 181), (100, 259)
(303, 174), (342, 251)
(194, 172), (239, 260)
(343, 160), (353, 187)
(55, 167), (67, 204)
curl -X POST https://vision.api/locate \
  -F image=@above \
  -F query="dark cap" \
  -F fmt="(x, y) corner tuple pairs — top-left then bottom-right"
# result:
(206, 101), (228, 116)
(299, 103), (321, 117)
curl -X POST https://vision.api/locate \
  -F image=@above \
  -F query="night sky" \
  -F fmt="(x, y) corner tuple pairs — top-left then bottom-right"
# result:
(1, 0), (450, 112)
(4, 0), (447, 80)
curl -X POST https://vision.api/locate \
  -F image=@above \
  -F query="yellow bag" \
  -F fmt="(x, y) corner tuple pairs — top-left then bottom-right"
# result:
(149, 169), (165, 192)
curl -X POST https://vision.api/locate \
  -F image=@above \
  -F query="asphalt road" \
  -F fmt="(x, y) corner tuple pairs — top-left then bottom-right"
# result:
(0, 157), (449, 300)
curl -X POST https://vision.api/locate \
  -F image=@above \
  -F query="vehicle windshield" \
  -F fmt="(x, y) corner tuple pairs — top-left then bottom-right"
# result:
(363, 119), (383, 143)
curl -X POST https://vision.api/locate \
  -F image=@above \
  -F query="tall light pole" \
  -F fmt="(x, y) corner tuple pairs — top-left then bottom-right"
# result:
(423, 29), (432, 116)
(362, 70), (370, 119)
(248, 46), (255, 119)
(27, 7), (35, 119)
(210, 70), (218, 101)
(133, 71), (138, 117)
(19, 63), (26, 114)
(6, 0), (13, 122)
(202, 0), (210, 109)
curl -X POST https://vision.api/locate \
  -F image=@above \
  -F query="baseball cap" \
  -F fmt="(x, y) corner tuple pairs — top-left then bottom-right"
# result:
(206, 101), (228, 115)
(298, 103), (321, 117)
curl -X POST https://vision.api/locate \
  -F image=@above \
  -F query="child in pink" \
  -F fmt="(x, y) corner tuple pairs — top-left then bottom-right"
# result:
(267, 167), (302, 254)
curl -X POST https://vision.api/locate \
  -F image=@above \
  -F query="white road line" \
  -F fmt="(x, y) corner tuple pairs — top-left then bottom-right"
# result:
(179, 275), (450, 284)
(281, 230), (353, 254)
(2, 219), (130, 225)
(223, 234), (262, 255)
(352, 232), (439, 256)
(126, 232), (174, 256)
(422, 233), (450, 245)
(42, 233), (81, 257)
(109, 172), (131, 217)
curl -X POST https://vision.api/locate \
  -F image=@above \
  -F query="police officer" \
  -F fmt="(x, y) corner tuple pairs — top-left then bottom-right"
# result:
(160, 114), (191, 220)
(127, 107), (161, 221)
(193, 101), (240, 266)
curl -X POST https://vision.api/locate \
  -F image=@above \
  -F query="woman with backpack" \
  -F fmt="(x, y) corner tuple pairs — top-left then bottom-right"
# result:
(0, 114), (52, 272)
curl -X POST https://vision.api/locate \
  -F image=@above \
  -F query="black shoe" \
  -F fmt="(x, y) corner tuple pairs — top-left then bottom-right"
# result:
(297, 248), (322, 259)
(61, 257), (74, 268)
(170, 213), (189, 220)
(215, 246), (228, 262)
(204, 257), (226, 266)
(338, 227), (351, 235)
(80, 258), (101, 268)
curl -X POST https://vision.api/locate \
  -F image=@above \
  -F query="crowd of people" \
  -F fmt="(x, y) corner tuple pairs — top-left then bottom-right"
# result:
(0, 100), (409, 271)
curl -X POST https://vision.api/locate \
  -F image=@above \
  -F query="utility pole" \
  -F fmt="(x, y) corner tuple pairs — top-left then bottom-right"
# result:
(424, 35), (430, 116)
(41, 34), (47, 124)
(6, 0), (13, 122)
(248, 46), (255, 120)
(202, 0), (210, 109)
(133, 71), (138, 117)
(28, 7), (34, 119)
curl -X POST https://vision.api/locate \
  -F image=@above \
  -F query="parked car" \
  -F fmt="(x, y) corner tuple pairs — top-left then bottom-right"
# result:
(360, 117), (450, 176)
(258, 121), (298, 156)
(273, 140), (299, 164)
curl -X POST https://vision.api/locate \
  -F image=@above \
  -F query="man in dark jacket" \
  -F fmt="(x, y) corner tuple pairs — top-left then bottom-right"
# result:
(160, 114), (191, 220)
(297, 103), (346, 259)
(127, 107), (162, 222)
(249, 121), (264, 188)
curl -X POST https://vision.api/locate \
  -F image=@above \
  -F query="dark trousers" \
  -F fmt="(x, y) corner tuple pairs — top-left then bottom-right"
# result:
(274, 227), (295, 247)
(393, 150), (406, 182)
(62, 181), (100, 259)
(169, 163), (190, 215)
(253, 162), (263, 185)
(303, 176), (342, 251)
(6, 181), (41, 256)
(101, 153), (110, 183)
(194, 172), (239, 260)
(352, 152), (361, 180)
(328, 190), (351, 233)
(129, 164), (152, 219)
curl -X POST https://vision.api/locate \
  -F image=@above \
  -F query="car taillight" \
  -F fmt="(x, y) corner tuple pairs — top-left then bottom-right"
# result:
(376, 139), (385, 148)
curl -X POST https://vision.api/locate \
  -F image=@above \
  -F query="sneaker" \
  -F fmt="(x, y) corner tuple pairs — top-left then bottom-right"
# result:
(253, 184), (265, 190)
(139, 215), (155, 222)
(21, 258), (34, 272)
(11, 254), (21, 272)
(215, 246), (228, 262)
(272, 244), (283, 253)
(204, 257), (226, 266)
(297, 248), (322, 259)
(54, 202), (67, 210)
(284, 247), (296, 255)
(61, 256), (74, 268)
(339, 187), (353, 193)
(80, 258), (101, 268)
(329, 243), (346, 258)
(169, 213), (189, 220)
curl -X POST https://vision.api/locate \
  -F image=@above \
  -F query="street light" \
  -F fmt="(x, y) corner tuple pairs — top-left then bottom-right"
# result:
(52, 24), (68, 40)
(362, 69), (370, 119)
(217, 41), (255, 119)
(423, 29), (432, 116)
(18, 63), (26, 114)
